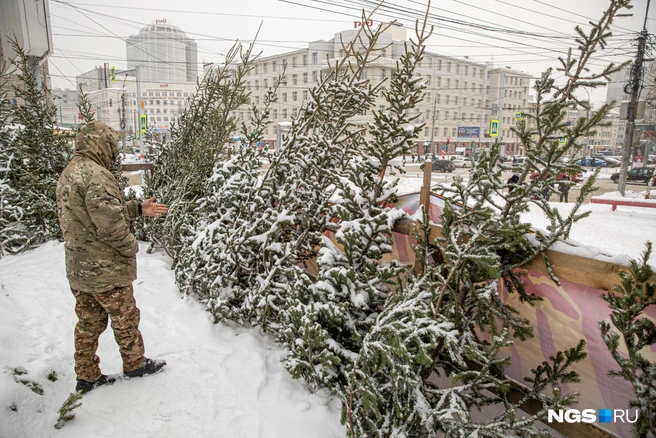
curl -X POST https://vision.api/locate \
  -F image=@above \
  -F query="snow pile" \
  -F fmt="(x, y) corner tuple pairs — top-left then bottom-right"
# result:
(0, 241), (343, 438)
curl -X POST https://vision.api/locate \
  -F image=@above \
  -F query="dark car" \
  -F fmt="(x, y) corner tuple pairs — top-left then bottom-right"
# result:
(575, 158), (606, 167)
(530, 171), (583, 183)
(419, 160), (455, 173)
(610, 167), (655, 184)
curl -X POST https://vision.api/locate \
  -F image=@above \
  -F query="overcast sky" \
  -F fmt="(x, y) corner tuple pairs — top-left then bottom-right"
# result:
(47, 0), (656, 105)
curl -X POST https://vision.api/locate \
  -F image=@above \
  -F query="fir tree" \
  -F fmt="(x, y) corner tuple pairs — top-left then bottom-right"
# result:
(140, 40), (256, 263)
(54, 392), (83, 429)
(175, 81), (280, 306)
(206, 21), (390, 330)
(76, 84), (95, 125)
(600, 243), (656, 437)
(279, 16), (427, 402)
(0, 39), (72, 253)
(0, 61), (20, 256)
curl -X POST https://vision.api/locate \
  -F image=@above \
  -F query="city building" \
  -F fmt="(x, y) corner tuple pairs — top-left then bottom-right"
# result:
(50, 87), (80, 128)
(0, 0), (52, 105)
(74, 20), (199, 136)
(126, 20), (198, 84)
(230, 24), (533, 156)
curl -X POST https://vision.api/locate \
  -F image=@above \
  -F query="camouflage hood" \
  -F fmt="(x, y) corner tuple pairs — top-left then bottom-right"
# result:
(74, 121), (120, 170)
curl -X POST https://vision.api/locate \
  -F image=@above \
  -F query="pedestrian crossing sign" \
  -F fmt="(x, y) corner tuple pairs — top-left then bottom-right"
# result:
(490, 119), (499, 137)
(514, 112), (522, 120)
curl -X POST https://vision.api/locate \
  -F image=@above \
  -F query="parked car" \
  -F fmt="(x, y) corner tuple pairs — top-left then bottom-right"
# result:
(610, 167), (656, 184)
(575, 158), (606, 167)
(451, 157), (471, 168)
(595, 156), (621, 167)
(530, 171), (583, 183)
(419, 160), (455, 172)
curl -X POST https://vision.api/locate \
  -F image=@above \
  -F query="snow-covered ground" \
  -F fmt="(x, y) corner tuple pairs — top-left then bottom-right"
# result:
(2, 170), (656, 438)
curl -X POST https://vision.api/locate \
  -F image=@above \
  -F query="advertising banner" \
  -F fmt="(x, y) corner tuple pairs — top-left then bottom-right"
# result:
(457, 126), (480, 138)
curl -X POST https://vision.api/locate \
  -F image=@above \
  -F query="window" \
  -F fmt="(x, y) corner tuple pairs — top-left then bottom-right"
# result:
(382, 49), (387, 58)
(255, 80), (259, 90)
(446, 78), (451, 89)
(435, 110), (440, 120)
(425, 127), (429, 136)
(437, 94), (441, 104)
(255, 65), (259, 75)
(455, 80), (459, 89)
(427, 75), (431, 86)
(443, 127), (448, 137)
(282, 59), (287, 68)
(155, 92), (160, 97)
(312, 71), (317, 83)
(149, 100), (154, 105)
(263, 63), (268, 74)
(381, 68), (386, 80)
(283, 109), (287, 118)
(446, 95), (451, 105)
(273, 109), (278, 119)
(438, 60), (442, 71)
(293, 91), (298, 101)
(156, 100), (160, 105)
(303, 73), (308, 84)
(273, 61), (278, 72)
(437, 77), (441, 87)
(255, 96), (260, 105)
(264, 78), (268, 88)
(426, 93), (431, 103)
(292, 57), (296, 67)
(445, 111), (449, 120)
(464, 81), (467, 91)
(293, 109), (298, 117)
(283, 93), (287, 102)
(303, 54), (308, 65)
(292, 74), (297, 85)
(453, 112), (457, 121)
(312, 52), (318, 64)
(454, 96), (458, 105)
(447, 62), (451, 73)
(463, 97), (466, 106)
(426, 109), (430, 120)
(303, 90), (308, 100)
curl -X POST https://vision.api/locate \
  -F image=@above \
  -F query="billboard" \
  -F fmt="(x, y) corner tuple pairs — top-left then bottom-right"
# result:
(457, 126), (480, 139)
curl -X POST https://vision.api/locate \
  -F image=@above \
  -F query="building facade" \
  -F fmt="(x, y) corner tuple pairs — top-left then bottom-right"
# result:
(74, 21), (200, 136)
(230, 25), (533, 156)
(126, 20), (198, 84)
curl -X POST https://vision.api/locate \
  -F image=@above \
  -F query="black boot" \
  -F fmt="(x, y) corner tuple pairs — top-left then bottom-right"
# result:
(124, 358), (166, 378)
(76, 374), (117, 394)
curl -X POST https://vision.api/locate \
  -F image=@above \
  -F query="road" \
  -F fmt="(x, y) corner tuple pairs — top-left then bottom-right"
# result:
(124, 161), (651, 205)
(402, 163), (651, 204)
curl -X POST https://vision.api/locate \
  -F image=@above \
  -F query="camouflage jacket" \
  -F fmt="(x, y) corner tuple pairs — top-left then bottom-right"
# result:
(56, 121), (140, 293)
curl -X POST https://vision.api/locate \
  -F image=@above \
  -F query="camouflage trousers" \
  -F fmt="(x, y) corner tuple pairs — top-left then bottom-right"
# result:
(71, 285), (146, 382)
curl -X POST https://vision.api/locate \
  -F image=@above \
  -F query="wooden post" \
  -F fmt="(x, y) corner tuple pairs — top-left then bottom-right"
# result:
(414, 161), (433, 276)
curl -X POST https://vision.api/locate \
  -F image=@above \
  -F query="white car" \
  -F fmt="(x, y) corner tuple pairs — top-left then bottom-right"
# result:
(452, 157), (471, 168)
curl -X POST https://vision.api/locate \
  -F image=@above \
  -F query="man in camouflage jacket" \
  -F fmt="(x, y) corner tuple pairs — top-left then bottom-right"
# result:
(56, 121), (167, 394)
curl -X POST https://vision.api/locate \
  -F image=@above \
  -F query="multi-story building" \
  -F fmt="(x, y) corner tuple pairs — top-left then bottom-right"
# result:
(50, 87), (80, 128)
(126, 20), (198, 84)
(230, 24), (532, 156)
(0, 0), (52, 105)
(75, 21), (199, 136)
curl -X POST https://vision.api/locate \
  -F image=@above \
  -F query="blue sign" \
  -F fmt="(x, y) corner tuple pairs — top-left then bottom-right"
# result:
(442, 145), (447, 152)
(457, 126), (480, 139)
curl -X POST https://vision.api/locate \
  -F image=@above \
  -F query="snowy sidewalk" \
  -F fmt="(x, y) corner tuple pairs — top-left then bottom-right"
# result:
(0, 241), (344, 438)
